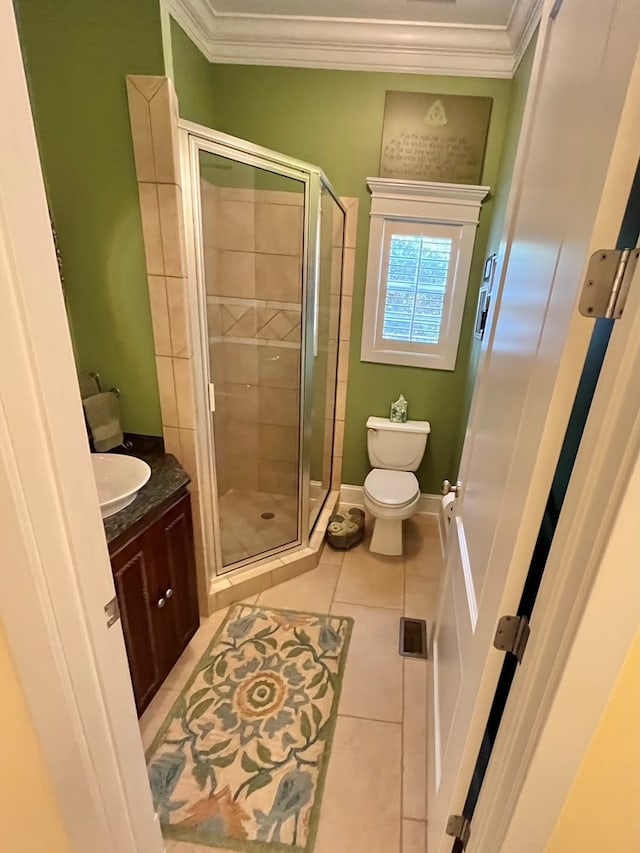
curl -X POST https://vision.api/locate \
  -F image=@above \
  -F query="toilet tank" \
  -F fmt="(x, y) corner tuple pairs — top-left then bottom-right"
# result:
(366, 416), (431, 471)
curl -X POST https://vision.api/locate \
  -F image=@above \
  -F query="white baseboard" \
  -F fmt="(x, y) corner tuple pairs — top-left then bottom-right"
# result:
(339, 483), (441, 515)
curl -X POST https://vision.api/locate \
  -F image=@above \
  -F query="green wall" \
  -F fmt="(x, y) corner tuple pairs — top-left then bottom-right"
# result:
(451, 34), (538, 471)
(170, 17), (217, 127)
(15, 0), (529, 482)
(14, 0), (165, 435)
(204, 64), (512, 492)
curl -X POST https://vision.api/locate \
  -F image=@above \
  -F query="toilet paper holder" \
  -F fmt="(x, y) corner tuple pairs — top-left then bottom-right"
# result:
(442, 479), (462, 495)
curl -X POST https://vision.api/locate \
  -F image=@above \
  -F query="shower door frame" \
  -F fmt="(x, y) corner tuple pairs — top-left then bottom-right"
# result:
(308, 183), (347, 530)
(179, 120), (345, 580)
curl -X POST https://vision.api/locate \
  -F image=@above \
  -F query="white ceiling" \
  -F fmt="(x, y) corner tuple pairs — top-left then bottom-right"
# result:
(209, 0), (515, 27)
(170, 0), (541, 78)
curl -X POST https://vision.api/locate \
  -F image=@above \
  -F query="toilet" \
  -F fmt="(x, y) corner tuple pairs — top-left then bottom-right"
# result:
(363, 416), (431, 556)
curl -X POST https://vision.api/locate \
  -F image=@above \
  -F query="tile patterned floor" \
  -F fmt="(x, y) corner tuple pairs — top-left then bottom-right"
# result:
(218, 489), (298, 565)
(140, 513), (442, 853)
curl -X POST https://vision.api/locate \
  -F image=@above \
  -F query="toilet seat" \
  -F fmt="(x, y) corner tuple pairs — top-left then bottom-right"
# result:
(363, 469), (419, 508)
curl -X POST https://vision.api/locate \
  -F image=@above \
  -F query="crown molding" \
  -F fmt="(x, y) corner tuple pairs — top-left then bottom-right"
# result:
(169, 0), (542, 79)
(510, 0), (544, 69)
(169, 0), (213, 61)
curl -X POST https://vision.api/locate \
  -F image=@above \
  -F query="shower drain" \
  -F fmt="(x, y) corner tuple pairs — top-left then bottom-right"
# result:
(261, 512), (275, 520)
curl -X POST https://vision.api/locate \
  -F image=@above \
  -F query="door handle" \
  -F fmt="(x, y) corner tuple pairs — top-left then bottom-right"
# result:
(157, 597), (166, 609)
(165, 588), (174, 599)
(442, 479), (462, 495)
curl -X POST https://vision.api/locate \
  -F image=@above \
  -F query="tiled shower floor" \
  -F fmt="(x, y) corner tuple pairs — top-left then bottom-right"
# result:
(140, 513), (442, 853)
(218, 489), (298, 565)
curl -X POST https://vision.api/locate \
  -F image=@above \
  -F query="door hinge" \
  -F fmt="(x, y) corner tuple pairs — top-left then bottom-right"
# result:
(579, 248), (639, 319)
(446, 814), (471, 849)
(208, 382), (216, 413)
(494, 615), (530, 664)
(104, 597), (120, 628)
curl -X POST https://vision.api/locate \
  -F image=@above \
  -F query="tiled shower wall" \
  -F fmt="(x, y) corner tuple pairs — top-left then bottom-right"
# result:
(201, 181), (304, 498)
(126, 75), (357, 610)
(125, 75), (208, 613)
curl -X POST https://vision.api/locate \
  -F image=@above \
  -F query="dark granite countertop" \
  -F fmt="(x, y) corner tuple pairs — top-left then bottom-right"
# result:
(102, 435), (191, 545)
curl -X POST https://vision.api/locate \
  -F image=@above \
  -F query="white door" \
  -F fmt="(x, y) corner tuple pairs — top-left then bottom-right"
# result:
(428, 1), (640, 850)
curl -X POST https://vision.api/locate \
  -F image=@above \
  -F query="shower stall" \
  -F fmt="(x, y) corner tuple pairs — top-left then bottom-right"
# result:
(180, 123), (345, 577)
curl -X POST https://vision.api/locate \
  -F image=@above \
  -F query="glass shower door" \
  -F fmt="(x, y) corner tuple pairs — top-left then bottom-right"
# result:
(308, 185), (344, 526)
(198, 149), (307, 570)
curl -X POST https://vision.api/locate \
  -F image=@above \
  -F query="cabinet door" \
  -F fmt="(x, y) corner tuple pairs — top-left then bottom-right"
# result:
(111, 535), (161, 714)
(152, 492), (200, 677)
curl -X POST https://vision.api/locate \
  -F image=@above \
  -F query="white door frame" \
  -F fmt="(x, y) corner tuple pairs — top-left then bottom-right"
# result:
(0, 2), (162, 851)
(468, 49), (640, 853)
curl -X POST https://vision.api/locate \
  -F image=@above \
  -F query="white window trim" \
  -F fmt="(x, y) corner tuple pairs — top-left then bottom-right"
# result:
(361, 178), (490, 371)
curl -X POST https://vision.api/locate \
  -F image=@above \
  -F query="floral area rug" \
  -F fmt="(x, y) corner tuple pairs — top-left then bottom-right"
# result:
(146, 603), (353, 852)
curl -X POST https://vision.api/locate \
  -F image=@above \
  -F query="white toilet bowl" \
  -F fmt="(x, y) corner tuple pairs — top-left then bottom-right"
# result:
(363, 468), (421, 556)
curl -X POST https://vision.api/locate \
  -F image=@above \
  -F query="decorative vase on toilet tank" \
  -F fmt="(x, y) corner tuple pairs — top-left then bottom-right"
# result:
(390, 393), (408, 423)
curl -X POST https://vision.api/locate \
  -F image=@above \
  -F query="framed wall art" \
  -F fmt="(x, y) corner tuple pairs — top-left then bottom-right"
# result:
(474, 253), (496, 341)
(379, 91), (493, 184)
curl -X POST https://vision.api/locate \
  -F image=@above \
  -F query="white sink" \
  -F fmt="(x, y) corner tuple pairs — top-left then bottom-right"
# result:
(91, 453), (151, 519)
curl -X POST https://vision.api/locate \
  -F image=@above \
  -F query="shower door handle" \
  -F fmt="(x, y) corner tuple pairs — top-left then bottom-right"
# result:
(313, 273), (320, 358)
(312, 208), (321, 358)
(208, 382), (216, 413)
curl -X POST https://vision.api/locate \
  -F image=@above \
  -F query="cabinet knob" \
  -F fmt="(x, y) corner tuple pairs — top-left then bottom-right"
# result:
(157, 597), (166, 609)
(165, 588), (174, 599)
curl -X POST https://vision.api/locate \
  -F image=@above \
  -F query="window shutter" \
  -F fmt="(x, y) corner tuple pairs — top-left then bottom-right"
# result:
(383, 235), (453, 345)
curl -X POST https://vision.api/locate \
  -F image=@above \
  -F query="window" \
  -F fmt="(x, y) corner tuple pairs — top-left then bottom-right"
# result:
(361, 179), (489, 370)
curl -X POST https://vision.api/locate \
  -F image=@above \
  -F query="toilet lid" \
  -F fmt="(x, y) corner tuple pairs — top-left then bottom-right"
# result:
(364, 469), (419, 507)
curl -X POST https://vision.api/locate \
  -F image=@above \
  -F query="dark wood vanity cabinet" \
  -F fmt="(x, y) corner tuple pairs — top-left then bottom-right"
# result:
(110, 491), (200, 716)
(111, 534), (161, 716)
